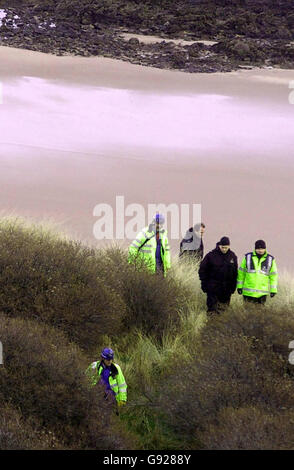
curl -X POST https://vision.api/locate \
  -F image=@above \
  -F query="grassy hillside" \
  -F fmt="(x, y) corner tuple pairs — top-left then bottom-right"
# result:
(0, 217), (293, 449)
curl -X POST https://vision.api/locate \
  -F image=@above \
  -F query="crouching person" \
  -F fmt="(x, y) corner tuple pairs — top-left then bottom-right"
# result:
(86, 348), (127, 414)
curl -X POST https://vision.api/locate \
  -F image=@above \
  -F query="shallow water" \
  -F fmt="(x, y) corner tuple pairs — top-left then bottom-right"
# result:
(1, 74), (293, 162)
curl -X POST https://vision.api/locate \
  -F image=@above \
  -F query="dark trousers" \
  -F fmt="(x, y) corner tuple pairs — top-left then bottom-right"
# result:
(206, 291), (231, 314)
(155, 263), (164, 275)
(243, 295), (267, 305)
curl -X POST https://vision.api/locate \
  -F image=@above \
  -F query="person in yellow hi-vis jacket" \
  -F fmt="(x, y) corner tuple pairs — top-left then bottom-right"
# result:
(237, 240), (278, 305)
(128, 213), (171, 276)
(86, 348), (127, 413)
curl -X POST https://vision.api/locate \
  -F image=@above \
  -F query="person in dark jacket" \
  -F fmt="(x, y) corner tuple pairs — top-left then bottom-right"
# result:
(199, 236), (238, 315)
(179, 222), (206, 262)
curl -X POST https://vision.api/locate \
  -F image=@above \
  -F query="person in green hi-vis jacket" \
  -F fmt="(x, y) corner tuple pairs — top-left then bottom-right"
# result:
(86, 348), (127, 413)
(128, 213), (171, 276)
(237, 240), (278, 305)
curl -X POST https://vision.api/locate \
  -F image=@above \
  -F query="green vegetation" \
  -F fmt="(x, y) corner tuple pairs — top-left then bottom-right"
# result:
(0, 217), (293, 449)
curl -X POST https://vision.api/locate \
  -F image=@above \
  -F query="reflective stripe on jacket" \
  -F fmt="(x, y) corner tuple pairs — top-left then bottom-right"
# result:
(86, 361), (127, 403)
(237, 251), (278, 298)
(128, 224), (171, 275)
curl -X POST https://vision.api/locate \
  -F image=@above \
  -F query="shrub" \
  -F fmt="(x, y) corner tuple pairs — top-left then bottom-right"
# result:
(158, 304), (294, 448)
(0, 219), (126, 354)
(0, 314), (130, 449)
(0, 404), (52, 449)
(200, 406), (294, 450)
(90, 246), (194, 339)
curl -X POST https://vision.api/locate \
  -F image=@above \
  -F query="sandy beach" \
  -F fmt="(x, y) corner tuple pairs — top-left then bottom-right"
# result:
(0, 45), (294, 271)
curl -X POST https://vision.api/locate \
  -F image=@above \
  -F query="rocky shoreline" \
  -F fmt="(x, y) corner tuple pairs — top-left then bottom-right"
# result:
(0, 3), (294, 73)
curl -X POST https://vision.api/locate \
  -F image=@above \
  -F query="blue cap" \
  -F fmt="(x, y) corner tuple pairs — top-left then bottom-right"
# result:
(153, 213), (165, 224)
(101, 348), (114, 360)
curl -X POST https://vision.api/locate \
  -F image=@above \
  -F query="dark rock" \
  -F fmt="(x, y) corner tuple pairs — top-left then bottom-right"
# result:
(171, 51), (187, 68)
(187, 42), (205, 57)
(1, 1), (294, 74)
(128, 37), (140, 48)
(278, 27), (292, 40)
(81, 25), (95, 32)
(81, 14), (93, 25)
(285, 45), (294, 60)
(231, 40), (251, 59)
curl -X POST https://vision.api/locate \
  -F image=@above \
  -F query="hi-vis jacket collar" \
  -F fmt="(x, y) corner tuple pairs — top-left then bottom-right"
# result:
(246, 251), (274, 275)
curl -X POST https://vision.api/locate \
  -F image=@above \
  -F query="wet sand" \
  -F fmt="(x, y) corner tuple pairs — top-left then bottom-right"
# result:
(119, 32), (218, 46)
(0, 45), (294, 271)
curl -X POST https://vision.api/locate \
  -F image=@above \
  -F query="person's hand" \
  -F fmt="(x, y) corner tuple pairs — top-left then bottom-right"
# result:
(116, 401), (126, 415)
(237, 288), (243, 295)
(270, 293), (276, 298)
